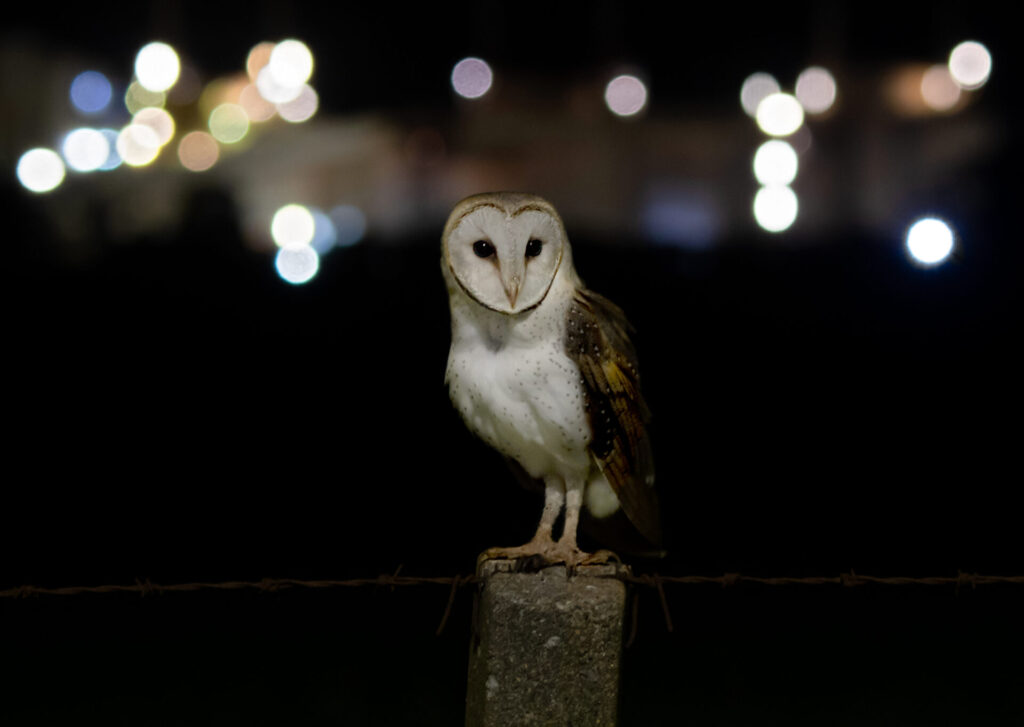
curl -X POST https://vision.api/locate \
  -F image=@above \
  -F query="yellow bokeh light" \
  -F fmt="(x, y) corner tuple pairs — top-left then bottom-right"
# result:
(135, 41), (181, 92)
(177, 131), (220, 172)
(17, 148), (66, 193)
(125, 81), (166, 115)
(116, 123), (162, 167)
(198, 76), (248, 119)
(208, 104), (250, 144)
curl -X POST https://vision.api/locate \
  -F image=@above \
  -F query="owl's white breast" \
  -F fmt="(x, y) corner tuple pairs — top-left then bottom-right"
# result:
(445, 275), (591, 481)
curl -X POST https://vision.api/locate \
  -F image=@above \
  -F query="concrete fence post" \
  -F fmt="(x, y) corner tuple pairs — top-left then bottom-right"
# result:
(465, 560), (630, 727)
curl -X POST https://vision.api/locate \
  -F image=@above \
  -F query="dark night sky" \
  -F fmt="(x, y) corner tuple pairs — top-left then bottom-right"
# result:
(3, 2), (1022, 724)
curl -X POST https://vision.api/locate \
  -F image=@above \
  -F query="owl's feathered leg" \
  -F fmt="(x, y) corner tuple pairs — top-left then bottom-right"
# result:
(477, 477), (564, 566)
(552, 476), (620, 568)
(478, 476), (620, 569)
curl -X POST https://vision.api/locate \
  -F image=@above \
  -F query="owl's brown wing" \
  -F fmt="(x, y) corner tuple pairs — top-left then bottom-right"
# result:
(565, 288), (661, 548)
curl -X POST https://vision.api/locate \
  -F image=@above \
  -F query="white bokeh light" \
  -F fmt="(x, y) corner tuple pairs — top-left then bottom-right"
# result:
(62, 128), (110, 172)
(271, 204), (316, 250)
(740, 72), (780, 116)
(753, 185), (798, 232)
(275, 246), (320, 284)
(132, 107), (175, 146)
(755, 93), (804, 136)
(795, 66), (837, 114)
(268, 39), (314, 89)
(906, 218), (955, 266)
(451, 57), (494, 99)
(948, 41), (992, 89)
(276, 84), (318, 123)
(256, 65), (304, 104)
(134, 42), (181, 92)
(753, 140), (798, 186)
(16, 148), (66, 193)
(604, 75), (648, 117)
(921, 64), (961, 112)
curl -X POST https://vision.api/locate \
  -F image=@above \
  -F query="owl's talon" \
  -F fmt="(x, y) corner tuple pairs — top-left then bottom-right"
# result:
(478, 541), (620, 575)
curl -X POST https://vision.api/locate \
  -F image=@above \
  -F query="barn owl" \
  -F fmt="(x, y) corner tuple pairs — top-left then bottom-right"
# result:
(442, 192), (660, 567)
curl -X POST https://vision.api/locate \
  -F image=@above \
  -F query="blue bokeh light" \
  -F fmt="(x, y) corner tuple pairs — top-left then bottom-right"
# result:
(70, 71), (113, 114)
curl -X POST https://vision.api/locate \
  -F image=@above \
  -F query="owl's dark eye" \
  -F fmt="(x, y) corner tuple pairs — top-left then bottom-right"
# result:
(525, 239), (543, 258)
(473, 240), (495, 258)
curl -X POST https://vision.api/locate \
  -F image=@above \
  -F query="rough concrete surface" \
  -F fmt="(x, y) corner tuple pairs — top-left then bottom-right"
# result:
(466, 561), (629, 727)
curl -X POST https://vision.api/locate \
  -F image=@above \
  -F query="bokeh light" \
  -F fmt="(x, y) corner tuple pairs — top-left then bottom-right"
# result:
(246, 42), (275, 81)
(256, 65), (303, 104)
(640, 187), (718, 249)
(740, 72), (780, 116)
(16, 148), (66, 193)
(948, 40), (991, 89)
(753, 140), (798, 186)
(309, 208), (337, 254)
(753, 185), (798, 232)
(239, 84), (276, 122)
(330, 205), (367, 246)
(116, 123), (162, 167)
(134, 42), (181, 93)
(268, 40), (314, 88)
(277, 85), (318, 123)
(795, 66), (837, 114)
(604, 75), (648, 117)
(451, 57), (494, 99)
(755, 93), (804, 136)
(271, 204), (316, 250)
(70, 71), (113, 114)
(208, 104), (250, 144)
(62, 128), (110, 172)
(125, 81), (166, 115)
(906, 218), (954, 266)
(97, 129), (122, 170)
(132, 107), (175, 146)
(275, 246), (320, 284)
(921, 64), (961, 112)
(177, 131), (220, 172)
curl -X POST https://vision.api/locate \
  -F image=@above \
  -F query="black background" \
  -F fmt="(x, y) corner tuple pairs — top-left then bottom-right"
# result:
(3, 2), (1022, 724)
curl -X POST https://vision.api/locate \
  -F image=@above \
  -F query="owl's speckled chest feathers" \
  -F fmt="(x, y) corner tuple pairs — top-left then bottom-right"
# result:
(445, 279), (592, 481)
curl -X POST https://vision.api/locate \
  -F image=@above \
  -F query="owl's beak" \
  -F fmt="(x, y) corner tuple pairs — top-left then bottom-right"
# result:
(502, 274), (521, 308)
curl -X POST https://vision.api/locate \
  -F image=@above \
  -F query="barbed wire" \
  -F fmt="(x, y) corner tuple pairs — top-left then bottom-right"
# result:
(4, 571), (1022, 637)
